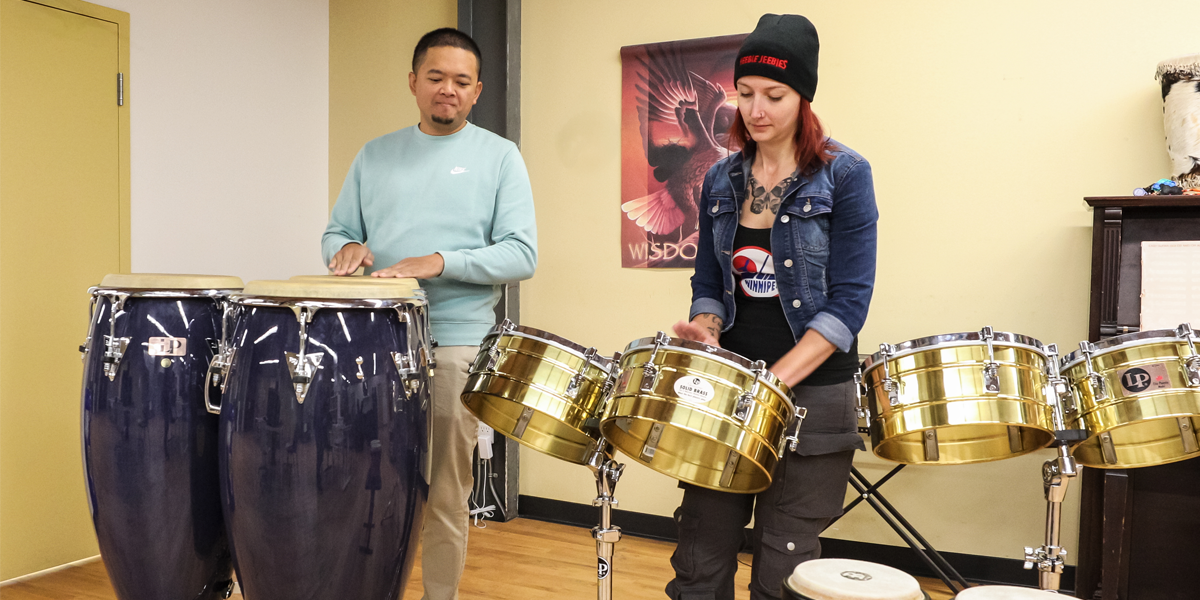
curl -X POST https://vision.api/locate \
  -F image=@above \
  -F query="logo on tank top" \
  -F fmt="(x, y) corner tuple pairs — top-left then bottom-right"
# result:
(731, 245), (778, 298)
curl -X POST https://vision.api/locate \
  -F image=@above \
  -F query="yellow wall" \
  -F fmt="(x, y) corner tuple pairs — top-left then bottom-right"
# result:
(0, 0), (129, 581)
(519, 0), (1200, 564)
(329, 0), (456, 208)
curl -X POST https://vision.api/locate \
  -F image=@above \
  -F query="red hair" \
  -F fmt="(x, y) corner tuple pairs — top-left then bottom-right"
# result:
(727, 97), (835, 175)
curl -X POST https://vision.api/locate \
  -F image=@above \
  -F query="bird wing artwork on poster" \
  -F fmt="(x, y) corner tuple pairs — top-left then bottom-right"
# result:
(619, 34), (746, 268)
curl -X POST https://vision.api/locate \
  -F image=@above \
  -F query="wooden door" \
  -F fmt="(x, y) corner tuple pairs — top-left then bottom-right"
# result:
(0, 0), (130, 580)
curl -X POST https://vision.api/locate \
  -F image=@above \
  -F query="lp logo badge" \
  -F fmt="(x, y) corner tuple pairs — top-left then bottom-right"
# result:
(1118, 364), (1171, 394)
(597, 557), (611, 580)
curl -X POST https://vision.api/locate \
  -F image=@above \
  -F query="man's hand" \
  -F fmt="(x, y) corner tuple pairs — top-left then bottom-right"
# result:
(371, 253), (445, 279)
(671, 313), (723, 347)
(329, 243), (374, 276)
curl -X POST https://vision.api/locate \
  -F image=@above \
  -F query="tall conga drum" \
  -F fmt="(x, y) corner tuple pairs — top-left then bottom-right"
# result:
(215, 278), (431, 600)
(80, 273), (243, 600)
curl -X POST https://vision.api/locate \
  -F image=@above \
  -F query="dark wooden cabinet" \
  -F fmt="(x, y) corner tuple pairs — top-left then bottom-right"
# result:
(1074, 196), (1200, 600)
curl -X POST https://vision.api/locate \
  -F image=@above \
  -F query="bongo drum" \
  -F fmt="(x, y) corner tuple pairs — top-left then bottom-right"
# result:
(216, 278), (430, 600)
(461, 319), (617, 464)
(955, 586), (1063, 598)
(600, 333), (799, 493)
(1061, 324), (1200, 468)
(859, 328), (1056, 465)
(782, 558), (927, 600)
(80, 273), (242, 600)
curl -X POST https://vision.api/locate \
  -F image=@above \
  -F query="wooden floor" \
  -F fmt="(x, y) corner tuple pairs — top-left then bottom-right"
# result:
(1, 518), (954, 599)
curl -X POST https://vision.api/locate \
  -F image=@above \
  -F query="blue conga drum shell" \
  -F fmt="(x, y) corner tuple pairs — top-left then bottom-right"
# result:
(81, 274), (242, 600)
(219, 279), (430, 600)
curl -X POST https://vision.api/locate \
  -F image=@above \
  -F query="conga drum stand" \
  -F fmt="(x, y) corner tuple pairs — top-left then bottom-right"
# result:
(586, 443), (625, 600)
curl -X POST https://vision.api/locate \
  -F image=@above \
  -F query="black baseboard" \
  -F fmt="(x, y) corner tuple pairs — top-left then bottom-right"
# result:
(518, 495), (1075, 593)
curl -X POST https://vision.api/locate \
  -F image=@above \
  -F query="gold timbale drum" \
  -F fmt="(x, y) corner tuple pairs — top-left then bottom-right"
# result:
(600, 333), (798, 493)
(1060, 325), (1200, 468)
(461, 321), (618, 464)
(859, 328), (1055, 465)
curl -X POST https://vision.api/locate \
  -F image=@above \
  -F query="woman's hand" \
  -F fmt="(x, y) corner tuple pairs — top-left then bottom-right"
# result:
(672, 313), (723, 347)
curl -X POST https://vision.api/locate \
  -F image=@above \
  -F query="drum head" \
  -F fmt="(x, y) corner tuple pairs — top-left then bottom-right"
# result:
(242, 278), (419, 299)
(99, 273), (243, 289)
(289, 275), (418, 288)
(785, 558), (923, 600)
(956, 585), (1062, 598)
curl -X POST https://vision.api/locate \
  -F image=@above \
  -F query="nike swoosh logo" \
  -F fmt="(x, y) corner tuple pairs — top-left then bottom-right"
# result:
(450, 167), (468, 175)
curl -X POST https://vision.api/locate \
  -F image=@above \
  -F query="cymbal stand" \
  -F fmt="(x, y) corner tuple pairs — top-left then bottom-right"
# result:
(586, 442), (625, 600)
(1023, 344), (1081, 592)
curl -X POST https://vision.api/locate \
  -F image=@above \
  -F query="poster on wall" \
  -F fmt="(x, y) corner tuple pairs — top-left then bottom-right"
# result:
(619, 33), (746, 269)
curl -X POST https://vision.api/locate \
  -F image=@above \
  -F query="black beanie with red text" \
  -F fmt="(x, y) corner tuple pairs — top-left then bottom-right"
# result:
(735, 14), (819, 102)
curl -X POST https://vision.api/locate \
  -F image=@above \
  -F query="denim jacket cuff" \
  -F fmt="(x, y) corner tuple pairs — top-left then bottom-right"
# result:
(688, 297), (727, 324)
(807, 312), (854, 353)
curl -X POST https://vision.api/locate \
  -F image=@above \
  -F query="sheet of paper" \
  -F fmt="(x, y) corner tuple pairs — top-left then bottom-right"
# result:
(1141, 241), (1200, 331)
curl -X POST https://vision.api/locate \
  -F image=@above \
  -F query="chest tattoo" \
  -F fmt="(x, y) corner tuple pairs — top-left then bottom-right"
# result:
(747, 172), (798, 215)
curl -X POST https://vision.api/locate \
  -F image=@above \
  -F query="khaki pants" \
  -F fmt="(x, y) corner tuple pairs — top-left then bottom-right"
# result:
(421, 345), (480, 600)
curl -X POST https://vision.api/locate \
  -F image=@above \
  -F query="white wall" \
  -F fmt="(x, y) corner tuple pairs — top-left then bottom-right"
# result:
(104, 0), (330, 282)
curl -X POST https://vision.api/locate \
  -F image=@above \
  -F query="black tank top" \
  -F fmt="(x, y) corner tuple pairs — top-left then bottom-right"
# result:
(719, 224), (858, 386)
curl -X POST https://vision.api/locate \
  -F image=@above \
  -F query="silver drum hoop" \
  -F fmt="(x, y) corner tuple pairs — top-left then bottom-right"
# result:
(1061, 327), (1198, 370)
(621, 336), (791, 402)
(862, 330), (1048, 373)
(229, 294), (427, 311)
(90, 287), (240, 299)
(484, 323), (617, 374)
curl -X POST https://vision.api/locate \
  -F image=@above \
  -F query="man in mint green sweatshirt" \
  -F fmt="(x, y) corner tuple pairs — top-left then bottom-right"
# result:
(322, 28), (536, 600)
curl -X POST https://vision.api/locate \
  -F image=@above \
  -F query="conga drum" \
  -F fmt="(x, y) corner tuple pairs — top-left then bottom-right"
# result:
(80, 273), (243, 600)
(782, 558), (927, 600)
(216, 278), (431, 600)
(859, 328), (1056, 464)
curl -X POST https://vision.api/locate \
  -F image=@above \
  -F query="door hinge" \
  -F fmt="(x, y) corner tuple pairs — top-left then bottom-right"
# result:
(118, 73), (124, 106)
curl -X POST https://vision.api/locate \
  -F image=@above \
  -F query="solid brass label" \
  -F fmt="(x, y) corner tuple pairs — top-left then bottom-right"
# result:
(673, 375), (714, 403)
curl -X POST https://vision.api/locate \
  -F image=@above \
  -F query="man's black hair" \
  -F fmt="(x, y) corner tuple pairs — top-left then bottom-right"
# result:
(412, 28), (482, 78)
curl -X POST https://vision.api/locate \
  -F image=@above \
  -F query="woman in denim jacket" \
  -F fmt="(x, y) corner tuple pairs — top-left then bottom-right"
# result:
(668, 14), (878, 600)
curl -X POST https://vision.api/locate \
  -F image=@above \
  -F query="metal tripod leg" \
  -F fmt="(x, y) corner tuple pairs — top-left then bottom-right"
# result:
(827, 464), (906, 526)
(587, 444), (624, 600)
(837, 466), (970, 594)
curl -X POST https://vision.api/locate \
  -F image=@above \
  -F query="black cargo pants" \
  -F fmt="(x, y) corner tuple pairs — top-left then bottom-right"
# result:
(664, 380), (862, 600)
